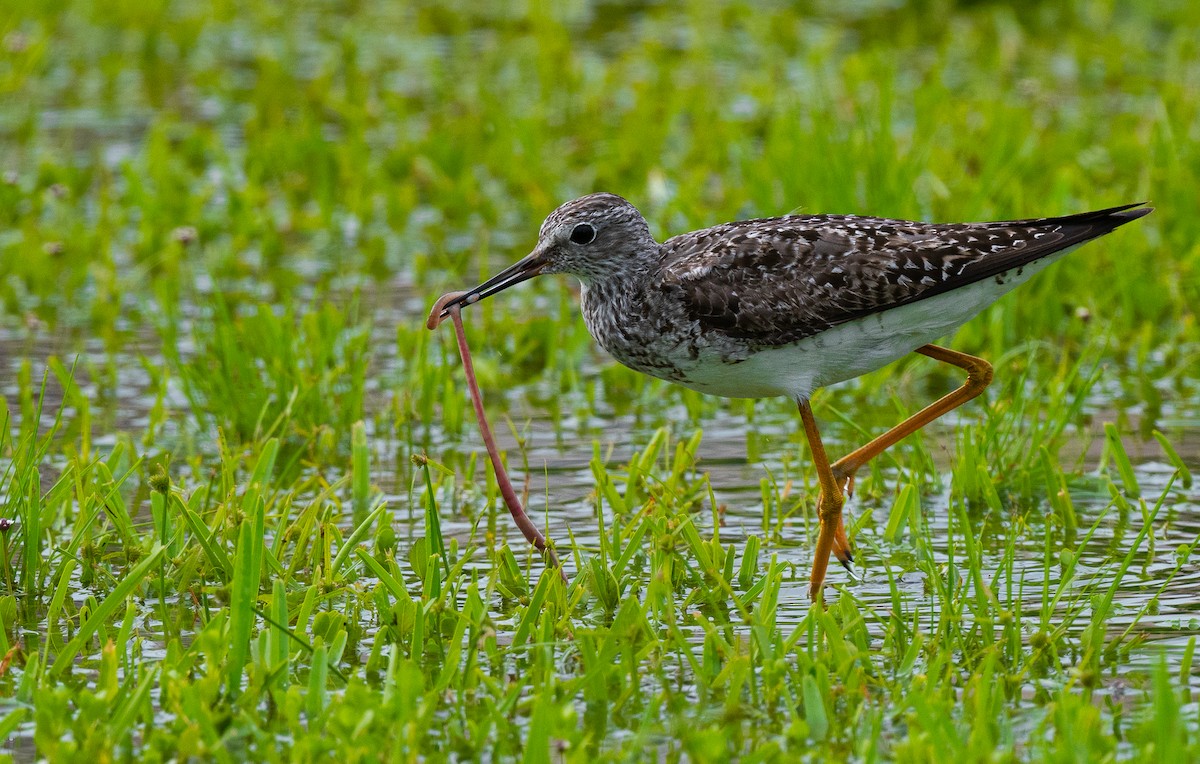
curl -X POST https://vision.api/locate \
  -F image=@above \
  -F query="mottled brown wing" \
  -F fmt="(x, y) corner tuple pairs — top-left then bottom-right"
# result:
(657, 204), (1149, 346)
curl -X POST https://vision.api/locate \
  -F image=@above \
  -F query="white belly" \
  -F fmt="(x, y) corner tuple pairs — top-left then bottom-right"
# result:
(670, 253), (1067, 400)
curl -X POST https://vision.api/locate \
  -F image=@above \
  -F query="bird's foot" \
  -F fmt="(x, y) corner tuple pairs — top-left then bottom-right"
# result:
(832, 489), (854, 574)
(832, 467), (856, 500)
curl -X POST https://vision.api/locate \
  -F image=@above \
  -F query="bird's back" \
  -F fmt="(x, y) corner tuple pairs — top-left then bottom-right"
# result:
(655, 203), (1152, 349)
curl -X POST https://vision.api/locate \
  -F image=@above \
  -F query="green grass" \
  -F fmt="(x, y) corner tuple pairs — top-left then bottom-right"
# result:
(1, 0), (1199, 760)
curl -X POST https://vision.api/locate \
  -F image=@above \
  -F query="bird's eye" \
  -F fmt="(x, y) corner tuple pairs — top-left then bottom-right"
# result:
(569, 223), (596, 245)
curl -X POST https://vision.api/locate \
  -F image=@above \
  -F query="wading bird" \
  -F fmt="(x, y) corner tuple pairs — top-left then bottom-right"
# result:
(437, 194), (1150, 599)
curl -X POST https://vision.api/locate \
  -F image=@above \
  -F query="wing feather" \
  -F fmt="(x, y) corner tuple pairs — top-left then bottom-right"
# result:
(656, 205), (1148, 346)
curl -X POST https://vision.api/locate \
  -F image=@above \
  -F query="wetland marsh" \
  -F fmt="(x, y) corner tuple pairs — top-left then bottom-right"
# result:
(1, 1), (1198, 760)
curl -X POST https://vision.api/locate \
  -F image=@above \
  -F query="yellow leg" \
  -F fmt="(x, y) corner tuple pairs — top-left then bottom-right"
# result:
(803, 344), (994, 599)
(798, 399), (843, 602)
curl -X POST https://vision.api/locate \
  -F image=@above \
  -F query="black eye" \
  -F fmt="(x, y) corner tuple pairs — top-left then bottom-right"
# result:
(569, 223), (596, 245)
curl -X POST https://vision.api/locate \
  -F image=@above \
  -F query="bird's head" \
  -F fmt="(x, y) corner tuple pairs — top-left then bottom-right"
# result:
(435, 193), (657, 320)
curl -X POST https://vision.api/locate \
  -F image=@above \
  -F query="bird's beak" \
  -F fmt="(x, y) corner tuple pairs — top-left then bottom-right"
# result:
(435, 245), (551, 319)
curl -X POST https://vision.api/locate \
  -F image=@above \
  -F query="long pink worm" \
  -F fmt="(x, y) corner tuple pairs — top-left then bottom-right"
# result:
(427, 291), (565, 580)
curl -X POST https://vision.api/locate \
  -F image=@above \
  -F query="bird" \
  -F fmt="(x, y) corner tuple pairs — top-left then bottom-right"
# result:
(436, 193), (1152, 600)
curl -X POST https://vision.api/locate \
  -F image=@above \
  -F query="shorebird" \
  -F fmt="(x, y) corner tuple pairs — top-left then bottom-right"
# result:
(437, 194), (1151, 600)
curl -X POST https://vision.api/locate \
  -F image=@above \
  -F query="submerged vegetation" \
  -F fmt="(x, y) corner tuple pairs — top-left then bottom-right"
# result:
(0, 0), (1198, 760)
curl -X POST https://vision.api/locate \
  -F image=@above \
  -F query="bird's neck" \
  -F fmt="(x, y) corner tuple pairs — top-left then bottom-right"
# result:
(576, 245), (659, 290)
(579, 276), (634, 355)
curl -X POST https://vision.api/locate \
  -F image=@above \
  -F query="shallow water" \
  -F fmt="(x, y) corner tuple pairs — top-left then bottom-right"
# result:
(3, 291), (1198, 607)
(1, 277), (1198, 760)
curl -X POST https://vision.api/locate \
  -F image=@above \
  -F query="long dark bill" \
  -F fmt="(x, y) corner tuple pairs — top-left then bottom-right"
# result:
(435, 250), (548, 320)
